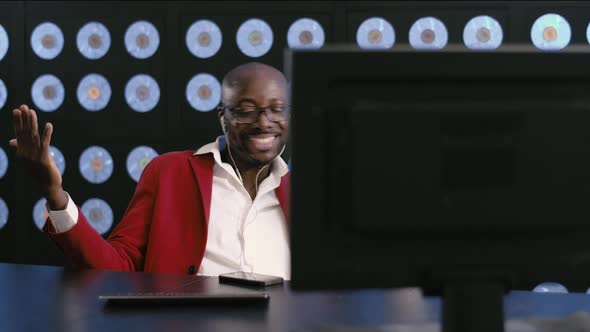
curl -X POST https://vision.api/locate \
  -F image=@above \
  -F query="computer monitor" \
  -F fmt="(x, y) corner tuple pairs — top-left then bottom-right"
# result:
(287, 46), (590, 332)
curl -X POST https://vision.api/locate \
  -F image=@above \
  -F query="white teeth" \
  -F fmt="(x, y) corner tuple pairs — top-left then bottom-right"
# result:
(251, 137), (274, 143)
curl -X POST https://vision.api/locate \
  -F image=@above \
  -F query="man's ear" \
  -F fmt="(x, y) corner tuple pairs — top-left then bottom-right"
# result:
(218, 107), (227, 134)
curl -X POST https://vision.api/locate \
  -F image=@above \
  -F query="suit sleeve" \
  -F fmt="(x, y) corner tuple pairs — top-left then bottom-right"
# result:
(44, 157), (160, 271)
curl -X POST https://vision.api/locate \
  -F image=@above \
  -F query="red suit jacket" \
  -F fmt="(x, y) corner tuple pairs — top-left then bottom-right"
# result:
(44, 150), (291, 275)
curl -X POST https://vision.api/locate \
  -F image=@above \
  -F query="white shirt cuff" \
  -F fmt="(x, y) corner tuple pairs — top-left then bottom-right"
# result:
(46, 192), (79, 233)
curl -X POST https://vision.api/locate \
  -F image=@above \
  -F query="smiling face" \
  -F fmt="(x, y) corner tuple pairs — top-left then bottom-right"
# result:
(219, 63), (289, 167)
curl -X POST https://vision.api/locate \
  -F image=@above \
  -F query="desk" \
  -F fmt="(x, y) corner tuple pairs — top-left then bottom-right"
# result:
(1, 263), (590, 332)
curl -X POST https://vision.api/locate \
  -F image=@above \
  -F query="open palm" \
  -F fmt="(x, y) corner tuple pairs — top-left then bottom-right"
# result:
(9, 104), (62, 194)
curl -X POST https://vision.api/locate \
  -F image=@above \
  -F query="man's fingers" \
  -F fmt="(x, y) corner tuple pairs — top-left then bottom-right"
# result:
(21, 106), (30, 133)
(8, 139), (17, 148)
(42, 122), (53, 148)
(12, 108), (22, 135)
(30, 109), (38, 132)
(12, 109), (26, 149)
(30, 109), (40, 145)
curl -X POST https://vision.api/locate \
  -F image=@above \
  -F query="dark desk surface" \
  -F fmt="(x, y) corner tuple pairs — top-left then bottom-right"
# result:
(2, 263), (590, 332)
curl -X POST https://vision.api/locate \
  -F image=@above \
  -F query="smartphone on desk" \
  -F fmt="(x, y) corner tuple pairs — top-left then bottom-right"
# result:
(219, 272), (284, 287)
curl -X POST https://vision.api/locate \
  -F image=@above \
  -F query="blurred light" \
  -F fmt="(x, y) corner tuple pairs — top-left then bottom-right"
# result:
(186, 73), (220, 112)
(79, 146), (113, 184)
(186, 19), (222, 59)
(125, 20), (159, 59)
(0, 24), (9, 61)
(32, 197), (47, 231)
(0, 197), (7, 230)
(409, 17), (448, 50)
(77, 21), (111, 60)
(49, 145), (66, 176)
(0, 78), (6, 110)
(81, 198), (113, 235)
(0, 147), (7, 179)
(30, 22), (64, 60)
(531, 13), (571, 50)
(31, 74), (64, 112)
(463, 15), (503, 50)
(533, 282), (568, 293)
(356, 17), (395, 49)
(288, 18), (325, 50)
(77, 73), (111, 112)
(236, 18), (273, 58)
(126, 146), (158, 183)
(125, 74), (160, 113)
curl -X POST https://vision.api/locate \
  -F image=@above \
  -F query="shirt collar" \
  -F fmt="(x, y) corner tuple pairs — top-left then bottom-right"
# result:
(194, 136), (289, 178)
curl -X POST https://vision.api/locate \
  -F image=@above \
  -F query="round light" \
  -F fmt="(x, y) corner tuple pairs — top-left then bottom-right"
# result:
(31, 74), (65, 112)
(463, 15), (503, 50)
(125, 20), (160, 59)
(0, 24), (9, 61)
(79, 146), (114, 184)
(0, 147), (7, 179)
(0, 78), (7, 110)
(409, 17), (448, 50)
(49, 145), (66, 176)
(236, 18), (273, 58)
(76, 21), (111, 60)
(288, 18), (325, 50)
(126, 146), (158, 183)
(531, 13), (571, 50)
(356, 17), (395, 49)
(186, 19), (222, 58)
(32, 197), (48, 231)
(81, 198), (113, 235)
(30, 22), (64, 60)
(77, 73), (111, 112)
(0, 197), (7, 230)
(533, 282), (568, 293)
(186, 73), (221, 112)
(125, 74), (160, 113)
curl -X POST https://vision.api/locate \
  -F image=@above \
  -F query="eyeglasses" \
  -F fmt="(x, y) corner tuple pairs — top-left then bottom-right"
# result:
(220, 103), (290, 124)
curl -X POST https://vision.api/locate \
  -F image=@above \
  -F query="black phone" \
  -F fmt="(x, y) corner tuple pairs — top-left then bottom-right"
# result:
(219, 272), (284, 287)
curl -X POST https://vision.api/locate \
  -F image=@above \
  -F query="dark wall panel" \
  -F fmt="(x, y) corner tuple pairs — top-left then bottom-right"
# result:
(0, 1), (589, 266)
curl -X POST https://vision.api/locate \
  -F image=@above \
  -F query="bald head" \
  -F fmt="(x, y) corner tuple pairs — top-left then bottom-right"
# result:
(221, 62), (288, 104)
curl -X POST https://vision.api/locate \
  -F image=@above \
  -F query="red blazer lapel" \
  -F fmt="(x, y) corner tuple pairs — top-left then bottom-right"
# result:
(276, 173), (290, 225)
(188, 153), (214, 225)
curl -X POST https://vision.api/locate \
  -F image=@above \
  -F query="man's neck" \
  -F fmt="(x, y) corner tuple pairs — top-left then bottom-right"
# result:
(220, 149), (272, 199)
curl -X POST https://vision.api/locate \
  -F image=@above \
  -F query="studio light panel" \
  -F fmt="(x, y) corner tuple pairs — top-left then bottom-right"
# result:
(0, 4), (589, 247)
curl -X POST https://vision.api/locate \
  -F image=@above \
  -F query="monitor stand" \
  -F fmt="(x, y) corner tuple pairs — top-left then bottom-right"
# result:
(441, 278), (506, 332)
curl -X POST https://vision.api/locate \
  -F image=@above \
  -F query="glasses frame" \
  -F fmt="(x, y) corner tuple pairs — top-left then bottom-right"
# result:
(219, 103), (290, 124)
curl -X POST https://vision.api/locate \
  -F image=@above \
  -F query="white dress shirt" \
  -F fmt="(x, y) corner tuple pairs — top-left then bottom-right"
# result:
(47, 137), (291, 279)
(195, 137), (290, 279)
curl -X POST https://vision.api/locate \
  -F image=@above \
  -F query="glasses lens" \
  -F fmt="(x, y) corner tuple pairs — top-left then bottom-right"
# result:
(231, 106), (288, 123)
(233, 109), (257, 123)
(267, 110), (286, 121)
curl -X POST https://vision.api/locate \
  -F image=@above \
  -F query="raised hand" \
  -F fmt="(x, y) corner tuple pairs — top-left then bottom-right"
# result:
(9, 104), (67, 210)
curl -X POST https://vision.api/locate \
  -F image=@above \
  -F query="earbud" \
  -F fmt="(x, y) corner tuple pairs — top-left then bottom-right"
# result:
(278, 143), (286, 157)
(220, 116), (226, 134)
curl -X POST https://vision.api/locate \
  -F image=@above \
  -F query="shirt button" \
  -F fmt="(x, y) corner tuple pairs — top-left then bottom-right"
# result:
(188, 265), (197, 275)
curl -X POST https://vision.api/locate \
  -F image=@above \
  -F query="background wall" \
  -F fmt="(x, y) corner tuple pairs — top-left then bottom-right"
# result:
(0, 1), (588, 266)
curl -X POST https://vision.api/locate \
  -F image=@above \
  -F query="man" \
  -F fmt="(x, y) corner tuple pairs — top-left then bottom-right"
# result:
(9, 62), (291, 278)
